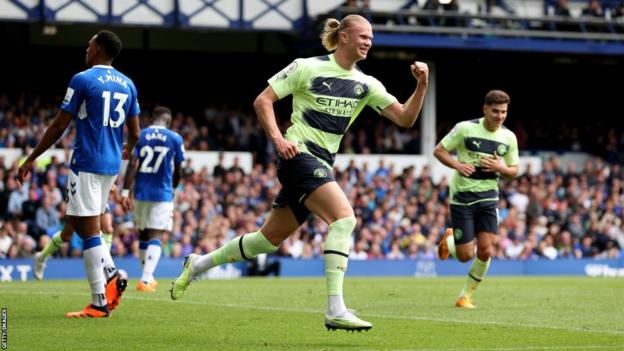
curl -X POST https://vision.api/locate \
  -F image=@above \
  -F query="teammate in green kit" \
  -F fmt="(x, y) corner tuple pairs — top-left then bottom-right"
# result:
(170, 14), (429, 331)
(434, 90), (519, 309)
(34, 187), (117, 280)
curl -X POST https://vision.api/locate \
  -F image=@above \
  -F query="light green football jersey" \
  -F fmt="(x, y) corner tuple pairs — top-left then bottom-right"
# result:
(441, 117), (519, 206)
(268, 54), (397, 169)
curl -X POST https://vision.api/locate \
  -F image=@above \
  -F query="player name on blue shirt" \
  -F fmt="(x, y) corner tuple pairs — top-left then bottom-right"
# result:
(61, 65), (140, 175)
(133, 126), (185, 202)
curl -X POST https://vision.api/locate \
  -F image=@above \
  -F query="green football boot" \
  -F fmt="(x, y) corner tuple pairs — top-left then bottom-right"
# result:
(170, 254), (198, 300)
(324, 309), (372, 332)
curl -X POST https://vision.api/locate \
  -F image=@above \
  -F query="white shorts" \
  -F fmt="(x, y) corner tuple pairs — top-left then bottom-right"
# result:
(66, 170), (117, 217)
(134, 200), (174, 231)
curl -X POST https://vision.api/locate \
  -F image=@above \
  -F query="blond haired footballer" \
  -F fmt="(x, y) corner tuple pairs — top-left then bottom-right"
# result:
(171, 15), (429, 331)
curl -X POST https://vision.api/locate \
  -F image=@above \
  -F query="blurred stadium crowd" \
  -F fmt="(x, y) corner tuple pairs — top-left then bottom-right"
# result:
(1, 93), (623, 163)
(0, 94), (622, 261)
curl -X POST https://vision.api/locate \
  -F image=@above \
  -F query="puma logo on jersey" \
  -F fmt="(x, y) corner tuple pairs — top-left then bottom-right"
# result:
(472, 140), (481, 149)
(322, 81), (333, 90)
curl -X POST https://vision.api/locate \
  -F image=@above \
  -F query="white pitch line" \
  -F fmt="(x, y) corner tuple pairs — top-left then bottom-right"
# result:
(122, 294), (624, 337)
(358, 346), (620, 351)
(4, 290), (624, 338)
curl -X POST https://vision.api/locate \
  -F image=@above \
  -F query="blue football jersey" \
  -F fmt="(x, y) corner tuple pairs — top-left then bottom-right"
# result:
(61, 65), (140, 175)
(133, 126), (185, 202)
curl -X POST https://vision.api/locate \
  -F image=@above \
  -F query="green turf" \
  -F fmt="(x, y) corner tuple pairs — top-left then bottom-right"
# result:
(2, 277), (623, 350)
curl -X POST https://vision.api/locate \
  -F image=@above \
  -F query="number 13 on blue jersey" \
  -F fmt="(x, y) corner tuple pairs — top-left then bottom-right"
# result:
(101, 90), (128, 127)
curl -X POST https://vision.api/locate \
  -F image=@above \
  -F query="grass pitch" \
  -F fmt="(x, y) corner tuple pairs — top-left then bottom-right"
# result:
(2, 277), (623, 350)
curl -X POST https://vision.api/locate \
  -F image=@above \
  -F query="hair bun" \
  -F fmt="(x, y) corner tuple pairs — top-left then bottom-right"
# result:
(327, 18), (340, 28)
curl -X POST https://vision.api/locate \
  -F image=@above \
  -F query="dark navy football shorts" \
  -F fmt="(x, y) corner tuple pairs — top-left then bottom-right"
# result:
(273, 152), (334, 224)
(450, 201), (498, 244)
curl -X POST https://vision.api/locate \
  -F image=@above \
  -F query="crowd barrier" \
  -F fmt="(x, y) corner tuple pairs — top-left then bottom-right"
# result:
(1, 258), (623, 282)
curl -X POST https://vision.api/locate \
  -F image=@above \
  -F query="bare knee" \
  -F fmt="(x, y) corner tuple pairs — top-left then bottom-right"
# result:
(60, 225), (74, 241)
(476, 245), (492, 261)
(260, 207), (302, 246)
(304, 182), (354, 224)
(101, 222), (113, 235)
(456, 251), (474, 263)
(68, 215), (100, 238)
(260, 219), (298, 246)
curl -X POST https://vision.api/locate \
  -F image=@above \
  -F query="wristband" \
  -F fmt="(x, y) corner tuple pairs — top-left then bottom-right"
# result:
(121, 189), (130, 198)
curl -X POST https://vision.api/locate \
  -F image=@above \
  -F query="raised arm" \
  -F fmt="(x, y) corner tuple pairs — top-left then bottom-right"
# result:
(381, 61), (429, 128)
(253, 86), (299, 159)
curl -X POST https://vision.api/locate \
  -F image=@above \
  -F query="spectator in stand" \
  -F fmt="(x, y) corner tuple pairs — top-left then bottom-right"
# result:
(422, 0), (461, 26)
(582, 0), (603, 17)
(0, 224), (12, 258)
(22, 187), (41, 237)
(341, 0), (369, 9)
(35, 195), (60, 236)
(550, 0), (572, 17)
(424, 0), (459, 11)
(575, 235), (595, 258)
(229, 156), (245, 177)
(247, 253), (281, 276)
(0, 177), (17, 220)
(538, 233), (558, 259)
(7, 176), (28, 219)
(349, 239), (369, 260)
(557, 230), (575, 258)
(2, 150), (624, 262)
(614, 2), (624, 18)
(485, 0), (516, 15)
(386, 239), (405, 259)
(3, 88), (624, 264)
(213, 153), (227, 179)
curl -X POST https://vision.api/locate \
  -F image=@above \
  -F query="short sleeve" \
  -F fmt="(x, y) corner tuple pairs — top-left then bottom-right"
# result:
(128, 82), (141, 117)
(366, 77), (398, 114)
(504, 133), (520, 166)
(175, 134), (185, 165)
(60, 73), (86, 116)
(441, 122), (464, 152)
(268, 59), (304, 99)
